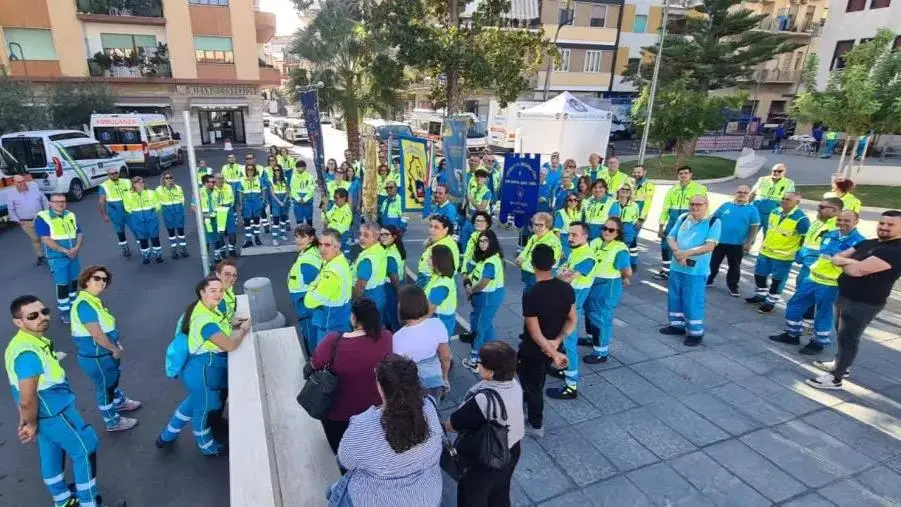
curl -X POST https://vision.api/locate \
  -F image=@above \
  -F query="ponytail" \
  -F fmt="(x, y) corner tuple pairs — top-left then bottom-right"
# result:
(181, 277), (220, 335)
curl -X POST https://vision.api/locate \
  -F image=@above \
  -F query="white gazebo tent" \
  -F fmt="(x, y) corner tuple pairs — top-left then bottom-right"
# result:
(515, 92), (613, 166)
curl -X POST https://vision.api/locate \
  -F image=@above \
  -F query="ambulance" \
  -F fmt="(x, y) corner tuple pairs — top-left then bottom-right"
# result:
(90, 113), (184, 175)
(406, 110), (488, 154)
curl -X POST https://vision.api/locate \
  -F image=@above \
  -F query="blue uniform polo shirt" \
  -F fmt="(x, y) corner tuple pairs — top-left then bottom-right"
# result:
(713, 202), (760, 245)
(668, 213), (722, 277)
(432, 201), (459, 225)
(10, 352), (76, 417)
(819, 229), (866, 257)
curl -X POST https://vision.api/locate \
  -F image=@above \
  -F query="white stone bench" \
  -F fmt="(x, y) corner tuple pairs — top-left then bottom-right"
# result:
(229, 295), (339, 507)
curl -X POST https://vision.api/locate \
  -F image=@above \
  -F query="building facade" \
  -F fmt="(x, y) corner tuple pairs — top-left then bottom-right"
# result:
(0, 0), (279, 146)
(815, 0), (901, 89)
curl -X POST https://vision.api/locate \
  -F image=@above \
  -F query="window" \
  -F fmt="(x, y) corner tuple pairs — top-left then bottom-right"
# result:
(3, 28), (57, 60)
(48, 132), (89, 141)
(830, 40), (855, 70)
(558, 4), (574, 25)
(632, 14), (648, 33)
(846, 0), (866, 11)
(147, 124), (172, 143)
(194, 36), (234, 64)
(93, 127), (141, 145)
(62, 143), (113, 162)
(894, 35), (901, 51)
(589, 5), (607, 27)
(627, 57), (641, 74)
(189, 0), (229, 5)
(100, 33), (157, 59)
(1, 138), (47, 169)
(554, 48), (571, 72)
(870, 0), (890, 8)
(584, 50), (603, 73)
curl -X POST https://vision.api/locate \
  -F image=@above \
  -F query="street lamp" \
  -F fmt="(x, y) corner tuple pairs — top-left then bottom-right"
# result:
(543, 0), (574, 101)
(637, 0), (671, 164)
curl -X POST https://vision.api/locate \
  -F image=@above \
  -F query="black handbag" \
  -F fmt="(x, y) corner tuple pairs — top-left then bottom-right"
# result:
(427, 396), (465, 481)
(296, 335), (341, 420)
(454, 389), (511, 470)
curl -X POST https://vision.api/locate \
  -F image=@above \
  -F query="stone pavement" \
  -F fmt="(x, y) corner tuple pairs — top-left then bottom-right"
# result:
(402, 219), (901, 506)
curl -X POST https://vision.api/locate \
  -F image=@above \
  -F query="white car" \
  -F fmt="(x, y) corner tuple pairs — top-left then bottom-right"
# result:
(282, 119), (309, 143)
(0, 130), (128, 201)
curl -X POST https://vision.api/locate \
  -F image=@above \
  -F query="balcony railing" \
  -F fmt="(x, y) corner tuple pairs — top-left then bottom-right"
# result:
(76, 0), (163, 18)
(87, 59), (172, 78)
(757, 17), (822, 36)
(754, 68), (800, 83)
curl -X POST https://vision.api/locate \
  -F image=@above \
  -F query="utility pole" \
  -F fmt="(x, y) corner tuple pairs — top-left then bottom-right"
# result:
(637, 0), (671, 164)
(183, 110), (210, 276)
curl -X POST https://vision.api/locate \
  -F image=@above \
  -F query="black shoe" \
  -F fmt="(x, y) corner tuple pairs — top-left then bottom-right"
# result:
(729, 288), (740, 297)
(652, 271), (669, 281)
(758, 302), (775, 314)
(181, 246), (189, 258)
(546, 366), (565, 379)
(745, 295), (766, 304)
(577, 337), (594, 347)
(659, 326), (686, 336)
(142, 257), (151, 265)
(769, 332), (800, 345)
(171, 251), (179, 260)
(546, 386), (578, 399)
(254, 236), (263, 246)
(799, 342), (825, 355)
(583, 354), (607, 364)
(683, 335), (703, 347)
(122, 247), (132, 258)
(36, 256), (46, 266)
(458, 332), (475, 345)
(155, 255), (164, 264)
(243, 240), (253, 248)
(155, 436), (172, 449)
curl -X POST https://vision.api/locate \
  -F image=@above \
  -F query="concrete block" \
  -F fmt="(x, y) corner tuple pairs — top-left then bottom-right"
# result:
(544, 391), (602, 424)
(581, 476), (654, 507)
(537, 427), (618, 487)
(608, 408), (697, 460)
(575, 418), (658, 472)
(704, 440), (806, 503)
(244, 277), (286, 331)
(645, 399), (730, 447)
(578, 374), (637, 416)
(680, 392), (765, 436)
(627, 462), (715, 507)
(512, 438), (576, 503)
(600, 367), (670, 406)
(709, 383), (794, 426)
(669, 451), (771, 507)
(781, 493), (838, 507)
(803, 409), (901, 461)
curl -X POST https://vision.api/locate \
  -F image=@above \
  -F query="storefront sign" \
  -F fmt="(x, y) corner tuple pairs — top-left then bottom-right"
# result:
(176, 85), (257, 96)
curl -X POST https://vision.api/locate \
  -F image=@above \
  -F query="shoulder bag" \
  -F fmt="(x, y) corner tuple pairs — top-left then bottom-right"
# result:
(455, 388), (511, 470)
(297, 334), (341, 420)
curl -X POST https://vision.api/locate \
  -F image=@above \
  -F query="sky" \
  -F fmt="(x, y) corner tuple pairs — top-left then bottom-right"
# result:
(259, 0), (303, 35)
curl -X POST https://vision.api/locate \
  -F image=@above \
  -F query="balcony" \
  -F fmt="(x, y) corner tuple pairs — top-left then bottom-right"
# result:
(255, 10), (277, 43)
(753, 68), (800, 83)
(259, 66), (281, 86)
(757, 17), (822, 37)
(86, 45), (172, 79)
(76, 0), (165, 25)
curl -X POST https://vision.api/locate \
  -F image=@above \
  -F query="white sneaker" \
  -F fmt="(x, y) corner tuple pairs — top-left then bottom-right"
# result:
(272, 238), (279, 246)
(813, 360), (851, 378)
(461, 358), (479, 373)
(118, 398), (143, 412)
(106, 416), (138, 432)
(806, 374), (843, 390)
(525, 425), (544, 438)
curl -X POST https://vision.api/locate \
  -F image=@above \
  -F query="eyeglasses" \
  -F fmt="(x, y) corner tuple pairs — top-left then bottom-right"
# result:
(24, 308), (50, 321)
(690, 203), (706, 207)
(90, 275), (108, 283)
(603, 227), (619, 233)
(163, 176), (174, 180)
(772, 170), (784, 174)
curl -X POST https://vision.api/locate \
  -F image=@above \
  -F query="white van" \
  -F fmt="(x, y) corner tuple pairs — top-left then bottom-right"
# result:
(487, 99), (541, 151)
(90, 113), (184, 175)
(406, 110), (488, 154)
(0, 130), (128, 202)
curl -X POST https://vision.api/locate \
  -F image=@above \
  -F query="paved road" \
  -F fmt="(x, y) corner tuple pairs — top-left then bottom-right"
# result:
(3, 124), (901, 506)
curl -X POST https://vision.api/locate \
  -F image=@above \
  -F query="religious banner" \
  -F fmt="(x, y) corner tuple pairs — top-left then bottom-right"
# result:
(499, 153), (541, 228)
(422, 141), (435, 219)
(299, 90), (327, 198)
(441, 116), (467, 198)
(398, 136), (429, 212)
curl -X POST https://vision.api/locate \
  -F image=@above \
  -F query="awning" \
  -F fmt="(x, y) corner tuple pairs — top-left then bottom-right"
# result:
(190, 98), (249, 109)
(462, 0), (539, 21)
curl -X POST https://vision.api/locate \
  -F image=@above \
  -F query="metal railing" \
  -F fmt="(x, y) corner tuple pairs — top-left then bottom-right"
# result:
(88, 59), (172, 78)
(76, 0), (164, 17)
(753, 67), (800, 83)
(757, 16), (822, 36)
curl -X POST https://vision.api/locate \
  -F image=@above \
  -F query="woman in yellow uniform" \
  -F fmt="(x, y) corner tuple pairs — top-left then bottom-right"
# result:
(824, 177), (862, 213)
(425, 245), (458, 337)
(288, 225), (322, 354)
(515, 212), (562, 292)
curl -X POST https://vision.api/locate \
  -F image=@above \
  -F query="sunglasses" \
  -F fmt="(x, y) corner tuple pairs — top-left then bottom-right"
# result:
(773, 170), (784, 173)
(163, 176), (174, 180)
(25, 308), (51, 321)
(603, 227), (619, 233)
(818, 205), (836, 210)
(91, 275), (108, 283)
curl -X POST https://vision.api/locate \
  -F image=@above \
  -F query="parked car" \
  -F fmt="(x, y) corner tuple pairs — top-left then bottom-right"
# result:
(270, 118), (286, 135)
(282, 119), (309, 143)
(1, 130), (128, 201)
(90, 113), (183, 175)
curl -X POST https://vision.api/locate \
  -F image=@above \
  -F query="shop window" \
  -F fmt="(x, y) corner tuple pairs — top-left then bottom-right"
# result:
(3, 28), (57, 60)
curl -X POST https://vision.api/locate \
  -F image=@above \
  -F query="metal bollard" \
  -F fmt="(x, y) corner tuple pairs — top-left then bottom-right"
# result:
(243, 277), (286, 331)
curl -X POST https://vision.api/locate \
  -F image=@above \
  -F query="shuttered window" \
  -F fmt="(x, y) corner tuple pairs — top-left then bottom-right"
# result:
(3, 28), (57, 60)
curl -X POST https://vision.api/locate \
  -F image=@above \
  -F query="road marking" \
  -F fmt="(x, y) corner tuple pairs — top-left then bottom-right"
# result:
(239, 244), (297, 256)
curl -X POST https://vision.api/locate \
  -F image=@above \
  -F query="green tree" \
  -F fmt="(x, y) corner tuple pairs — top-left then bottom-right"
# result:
(792, 29), (901, 174)
(628, 0), (803, 156)
(0, 74), (45, 132)
(46, 83), (117, 129)
(630, 79), (745, 167)
(371, 0), (552, 113)
(286, 67), (338, 115)
(289, 0), (404, 157)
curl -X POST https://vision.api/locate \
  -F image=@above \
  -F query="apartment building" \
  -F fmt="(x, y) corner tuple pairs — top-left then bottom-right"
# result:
(815, 0), (901, 88)
(0, 0), (279, 146)
(610, 0), (665, 95)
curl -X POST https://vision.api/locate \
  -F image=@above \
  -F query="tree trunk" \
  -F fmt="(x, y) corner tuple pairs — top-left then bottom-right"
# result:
(674, 139), (695, 172)
(445, 0), (461, 114)
(836, 133), (852, 178)
(346, 112), (361, 160)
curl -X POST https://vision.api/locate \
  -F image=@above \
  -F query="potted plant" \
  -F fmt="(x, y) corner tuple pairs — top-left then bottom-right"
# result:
(92, 51), (113, 76)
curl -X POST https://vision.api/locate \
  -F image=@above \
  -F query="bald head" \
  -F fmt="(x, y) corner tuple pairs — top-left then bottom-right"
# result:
(780, 192), (800, 212)
(734, 184), (751, 203)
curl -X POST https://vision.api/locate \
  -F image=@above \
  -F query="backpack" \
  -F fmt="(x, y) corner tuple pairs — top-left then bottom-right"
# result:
(164, 315), (189, 379)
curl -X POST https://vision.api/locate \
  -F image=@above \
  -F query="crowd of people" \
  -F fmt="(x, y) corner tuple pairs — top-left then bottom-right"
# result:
(5, 138), (901, 507)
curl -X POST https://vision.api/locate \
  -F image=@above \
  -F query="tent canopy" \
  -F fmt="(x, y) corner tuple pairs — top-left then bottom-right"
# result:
(519, 91), (611, 121)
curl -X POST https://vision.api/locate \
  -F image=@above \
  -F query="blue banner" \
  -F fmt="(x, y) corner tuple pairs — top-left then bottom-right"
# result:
(441, 117), (467, 199)
(398, 136), (429, 212)
(500, 153), (541, 228)
(299, 90), (326, 194)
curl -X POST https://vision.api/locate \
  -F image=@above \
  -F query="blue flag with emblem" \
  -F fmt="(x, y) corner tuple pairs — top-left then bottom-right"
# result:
(442, 117), (467, 199)
(500, 153), (540, 228)
(299, 90), (327, 198)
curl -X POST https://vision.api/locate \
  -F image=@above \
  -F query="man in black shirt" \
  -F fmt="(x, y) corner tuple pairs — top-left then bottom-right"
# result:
(807, 210), (901, 390)
(517, 244), (576, 437)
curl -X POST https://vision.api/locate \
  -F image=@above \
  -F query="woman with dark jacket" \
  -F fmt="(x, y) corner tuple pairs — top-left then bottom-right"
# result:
(311, 298), (393, 453)
(446, 341), (524, 507)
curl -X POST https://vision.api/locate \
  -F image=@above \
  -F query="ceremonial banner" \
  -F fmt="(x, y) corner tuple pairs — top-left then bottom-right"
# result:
(398, 136), (429, 212)
(422, 141), (435, 219)
(299, 90), (327, 198)
(499, 153), (541, 228)
(442, 117), (467, 198)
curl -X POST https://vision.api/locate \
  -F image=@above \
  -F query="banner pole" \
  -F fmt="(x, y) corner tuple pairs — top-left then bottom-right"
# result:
(183, 110), (210, 276)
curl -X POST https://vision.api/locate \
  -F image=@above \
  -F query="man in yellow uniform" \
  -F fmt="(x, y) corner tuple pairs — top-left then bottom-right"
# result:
(629, 165), (655, 269)
(324, 187), (353, 254)
(747, 192), (810, 313)
(221, 153), (244, 195)
(290, 160), (316, 226)
(749, 163), (795, 236)
(304, 229), (352, 347)
(598, 157), (628, 194)
(654, 166), (707, 280)
(353, 223), (388, 313)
